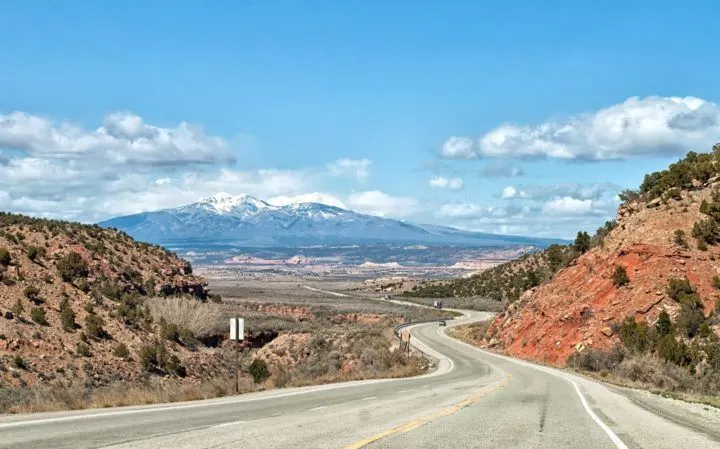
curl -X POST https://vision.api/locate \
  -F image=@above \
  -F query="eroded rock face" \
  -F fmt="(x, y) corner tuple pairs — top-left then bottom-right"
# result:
(487, 185), (720, 366)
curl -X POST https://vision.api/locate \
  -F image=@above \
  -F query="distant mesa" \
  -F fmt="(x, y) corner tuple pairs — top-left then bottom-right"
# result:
(359, 261), (403, 268)
(224, 254), (313, 265)
(100, 193), (567, 248)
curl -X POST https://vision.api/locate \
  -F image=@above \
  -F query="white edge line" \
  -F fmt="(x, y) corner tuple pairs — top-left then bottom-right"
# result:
(213, 420), (246, 428)
(440, 325), (628, 449)
(0, 310), (474, 430)
(570, 380), (629, 449)
(361, 396), (377, 401)
(309, 406), (327, 411)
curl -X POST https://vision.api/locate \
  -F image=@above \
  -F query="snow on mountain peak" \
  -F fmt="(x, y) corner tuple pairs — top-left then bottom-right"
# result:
(197, 193), (271, 214)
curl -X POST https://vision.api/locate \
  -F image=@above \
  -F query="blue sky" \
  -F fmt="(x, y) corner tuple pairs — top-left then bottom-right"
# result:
(1, 1), (720, 238)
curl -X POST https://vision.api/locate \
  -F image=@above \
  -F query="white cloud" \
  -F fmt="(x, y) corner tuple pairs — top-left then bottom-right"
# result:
(442, 96), (720, 161)
(441, 136), (478, 159)
(346, 190), (420, 218)
(437, 202), (538, 220)
(501, 186), (524, 199)
(429, 176), (464, 190)
(500, 183), (621, 201)
(327, 158), (372, 182)
(267, 193), (347, 209)
(0, 111), (234, 165)
(542, 197), (594, 215)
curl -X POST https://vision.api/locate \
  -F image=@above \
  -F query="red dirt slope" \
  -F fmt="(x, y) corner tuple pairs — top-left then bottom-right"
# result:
(487, 184), (720, 365)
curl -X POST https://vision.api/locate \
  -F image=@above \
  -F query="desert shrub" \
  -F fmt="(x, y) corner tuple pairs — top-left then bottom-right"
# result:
(12, 355), (27, 370)
(60, 298), (76, 332)
(117, 293), (147, 328)
(98, 281), (124, 301)
(667, 278), (695, 302)
(655, 310), (673, 337)
(618, 189), (640, 203)
(619, 317), (650, 353)
(84, 313), (105, 339)
(673, 230), (687, 248)
(248, 359), (270, 383)
(573, 231), (591, 253)
(26, 246), (38, 261)
(76, 279), (90, 293)
(160, 320), (181, 342)
(656, 335), (690, 366)
(56, 252), (89, 282)
(0, 248), (10, 266)
(11, 298), (24, 316)
(23, 285), (40, 300)
(30, 307), (48, 325)
(139, 341), (168, 373)
(676, 298), (706, 338)
(75, 342), (91, 357)
(147, 297), (224, 338)
(665, 187), (682, 200)
(139, 345), (158, 372)
(612, 266), (629, 287)
(692, 218), (720, 246)
(615, 354), (698, 391)
(567, 346), (625, 372)
(165, 355), (187, 377)
(112, 343), (130, 359)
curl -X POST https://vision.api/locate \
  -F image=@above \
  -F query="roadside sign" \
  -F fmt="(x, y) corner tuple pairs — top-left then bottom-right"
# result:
(230, 317), (244, 341)
(401, 330), (410, 343)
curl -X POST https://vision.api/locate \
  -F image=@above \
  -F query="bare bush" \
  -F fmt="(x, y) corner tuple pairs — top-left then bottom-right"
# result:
(147, 297), (225, 337)
(614, 354), (700, 392)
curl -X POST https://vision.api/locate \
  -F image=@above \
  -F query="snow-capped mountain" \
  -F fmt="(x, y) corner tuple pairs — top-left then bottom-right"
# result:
(99, 193), (564, 247)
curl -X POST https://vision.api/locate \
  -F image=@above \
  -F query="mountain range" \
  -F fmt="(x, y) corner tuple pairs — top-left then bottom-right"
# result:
(99, 193), (565, 248)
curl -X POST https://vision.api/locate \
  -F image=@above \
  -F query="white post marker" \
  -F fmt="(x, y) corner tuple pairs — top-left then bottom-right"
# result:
(230, 317), (244, 393)
(230, 317), (244, 341)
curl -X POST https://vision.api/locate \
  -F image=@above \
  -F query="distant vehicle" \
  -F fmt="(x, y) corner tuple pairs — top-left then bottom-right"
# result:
(438, 320), (446, 326)
(383, 294), (392, 300)
(433, 300), (443, 309)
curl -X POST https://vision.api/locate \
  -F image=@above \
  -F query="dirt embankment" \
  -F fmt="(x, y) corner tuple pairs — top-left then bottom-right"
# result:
(488, 185), (720, 365)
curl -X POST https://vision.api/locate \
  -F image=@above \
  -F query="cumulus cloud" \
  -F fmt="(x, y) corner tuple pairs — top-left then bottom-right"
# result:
(267, 193), (347, 209)
(442, 96), (720, 161)
(441, 136), (478, 159)
(327, 158), (372, 181)
(437, 202), (538, 220)
(542, 197), (593, 215)
(0, 111), (234, 165)
(346, 190), (420, 218)
(429, 176), (464, 190)
(500, 182), (621, 201)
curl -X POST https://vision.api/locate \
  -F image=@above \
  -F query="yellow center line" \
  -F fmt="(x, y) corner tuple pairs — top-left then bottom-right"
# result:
(344, 374), (512, 449)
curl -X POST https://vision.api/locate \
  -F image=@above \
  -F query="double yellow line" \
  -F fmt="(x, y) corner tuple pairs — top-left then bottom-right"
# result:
(345, 374), (512, 449)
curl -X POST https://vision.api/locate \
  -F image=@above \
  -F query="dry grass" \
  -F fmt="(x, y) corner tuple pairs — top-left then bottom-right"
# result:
(0, 376), (263, 414)
(448, 320), (492, 346)
(147, 297), (225, 337)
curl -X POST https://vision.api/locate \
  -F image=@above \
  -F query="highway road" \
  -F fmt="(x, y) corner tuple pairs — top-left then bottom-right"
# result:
(1, 310), (718, 449)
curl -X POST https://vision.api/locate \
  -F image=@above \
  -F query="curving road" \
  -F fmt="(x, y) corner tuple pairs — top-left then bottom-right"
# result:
(0, 310), (718, 449)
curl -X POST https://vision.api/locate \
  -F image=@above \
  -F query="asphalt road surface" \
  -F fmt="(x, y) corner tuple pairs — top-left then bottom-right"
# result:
(1, 310), (718, 449)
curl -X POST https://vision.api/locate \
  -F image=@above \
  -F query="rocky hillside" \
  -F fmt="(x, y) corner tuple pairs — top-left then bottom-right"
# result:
(404, 245), (576, 302)
(488, 149), (720, 373)
(0, 212), (222, 389)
